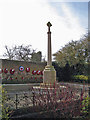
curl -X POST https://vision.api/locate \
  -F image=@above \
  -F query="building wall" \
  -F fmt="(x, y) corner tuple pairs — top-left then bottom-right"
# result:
(0, 59), (46, 84)
(31, 51), (42, 62)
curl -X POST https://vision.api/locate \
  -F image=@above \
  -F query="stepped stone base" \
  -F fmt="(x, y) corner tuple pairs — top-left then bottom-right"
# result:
(43, 65), (56, 84)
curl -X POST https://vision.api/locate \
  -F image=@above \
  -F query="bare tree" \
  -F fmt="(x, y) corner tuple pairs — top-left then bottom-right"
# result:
(3, 45), (35, 61)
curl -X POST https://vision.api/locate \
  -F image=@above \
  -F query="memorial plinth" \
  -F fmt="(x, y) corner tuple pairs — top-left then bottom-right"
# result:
(43, 22), (56, 84)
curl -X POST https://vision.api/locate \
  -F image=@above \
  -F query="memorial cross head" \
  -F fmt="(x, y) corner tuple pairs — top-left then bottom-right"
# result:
(47, 22), (52, 32)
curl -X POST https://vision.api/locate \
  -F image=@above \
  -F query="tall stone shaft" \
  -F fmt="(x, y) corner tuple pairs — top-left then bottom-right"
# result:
(47, 22), (52, 66)
(43, 22), (56, 84)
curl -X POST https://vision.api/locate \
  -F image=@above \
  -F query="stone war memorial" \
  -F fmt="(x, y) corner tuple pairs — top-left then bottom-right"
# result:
(1, 22), (88, 119)
(0, 22), (56, 85)
(43, 22), (56, 84)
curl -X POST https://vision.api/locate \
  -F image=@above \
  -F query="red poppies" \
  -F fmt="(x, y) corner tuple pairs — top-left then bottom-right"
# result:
(10, 69), (15, 75)
(32, 70), (43, 75)
(26, 67), (30, 72)
(4, 68), (8, 74)
(41, 71), (43, 75)
(32, 70), (37, 75)
(37, 70), (41, 75)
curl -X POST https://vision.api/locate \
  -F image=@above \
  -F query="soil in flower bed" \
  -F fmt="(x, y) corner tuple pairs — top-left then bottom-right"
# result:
(9, 100), (83, 118)
(9, 105), (46, 117)
(9, 107), (86, 119)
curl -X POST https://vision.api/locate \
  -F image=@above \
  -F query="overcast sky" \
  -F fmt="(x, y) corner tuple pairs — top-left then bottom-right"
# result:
(0, 0), (88, 60)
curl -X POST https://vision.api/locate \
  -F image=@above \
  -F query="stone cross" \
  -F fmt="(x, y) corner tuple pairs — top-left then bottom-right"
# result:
(43, 22), (56, 84)
(47, 22), (52, 33)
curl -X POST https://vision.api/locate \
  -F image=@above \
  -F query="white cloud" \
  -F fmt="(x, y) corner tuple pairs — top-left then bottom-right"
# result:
(0, 0), (87, 60)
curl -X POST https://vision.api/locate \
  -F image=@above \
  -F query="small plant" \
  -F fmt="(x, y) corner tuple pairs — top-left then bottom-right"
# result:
(1, 86), (12, 120)
(81, 95), (90, 118)
(73, 75), (88, 83)
(73, 75), (88, 80)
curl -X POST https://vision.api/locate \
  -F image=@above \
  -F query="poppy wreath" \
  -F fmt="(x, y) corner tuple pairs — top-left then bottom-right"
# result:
(0, 69), (3, 74)
(32, 70), (37, 75)
(21, 77), (24, 79)
(37, 70), (41, 75)
(19, 66), (24, 72)
(35, 77), (37, 80)
(10, 69), (15, 75)
(4, 68), (8, 74)
(40, 77), (43, 79)
(41, 70), (43, 75)
(26, 67), (30, 72)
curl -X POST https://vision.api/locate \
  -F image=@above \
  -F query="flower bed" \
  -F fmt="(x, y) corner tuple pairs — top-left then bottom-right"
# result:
(5, 83), (89, 118)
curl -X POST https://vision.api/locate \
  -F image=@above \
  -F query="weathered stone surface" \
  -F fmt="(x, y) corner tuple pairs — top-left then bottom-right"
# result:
(43, 66), (56, 84)
(43, 22), (56, 84)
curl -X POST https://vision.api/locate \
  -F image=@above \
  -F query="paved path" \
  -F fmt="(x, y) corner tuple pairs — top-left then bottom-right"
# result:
(3, 83), (40, 93)
(2, 82), (90, 94)
(60, 82), (90, 87)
